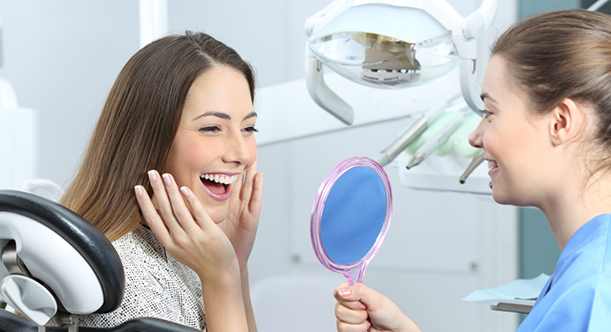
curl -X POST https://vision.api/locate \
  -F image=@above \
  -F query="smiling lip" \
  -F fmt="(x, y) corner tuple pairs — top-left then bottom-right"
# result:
(200, 172), (240, 201)
(486, 159), (499, 175)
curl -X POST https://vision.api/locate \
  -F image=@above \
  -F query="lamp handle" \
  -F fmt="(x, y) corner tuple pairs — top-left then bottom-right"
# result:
(305, 49), (354, 125)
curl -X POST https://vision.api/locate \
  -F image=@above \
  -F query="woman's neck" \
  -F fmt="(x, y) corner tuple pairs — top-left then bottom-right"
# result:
(539, 172), (611, 251)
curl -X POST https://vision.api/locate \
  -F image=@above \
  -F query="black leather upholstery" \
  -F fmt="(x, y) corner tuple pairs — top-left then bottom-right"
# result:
(0, 309), (201, 332)
(0, 190), (124, 313)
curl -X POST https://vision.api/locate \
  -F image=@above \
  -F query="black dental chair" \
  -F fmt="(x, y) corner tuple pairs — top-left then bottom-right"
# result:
(0, 190), (200, 332)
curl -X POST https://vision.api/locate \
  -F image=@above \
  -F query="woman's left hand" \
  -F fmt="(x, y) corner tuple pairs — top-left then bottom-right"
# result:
(219, 160), (263, 270)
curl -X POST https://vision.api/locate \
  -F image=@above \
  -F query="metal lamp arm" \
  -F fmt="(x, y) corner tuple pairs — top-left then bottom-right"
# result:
(305, 49), (354, 125)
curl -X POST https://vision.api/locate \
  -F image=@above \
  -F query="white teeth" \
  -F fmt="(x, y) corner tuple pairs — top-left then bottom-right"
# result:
(488, 160), (498, 170)
(200, 174), (238, 185)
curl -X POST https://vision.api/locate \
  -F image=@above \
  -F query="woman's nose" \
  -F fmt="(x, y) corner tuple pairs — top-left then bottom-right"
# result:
(223, 131), (250, 165)
(468, 118), (486, 149)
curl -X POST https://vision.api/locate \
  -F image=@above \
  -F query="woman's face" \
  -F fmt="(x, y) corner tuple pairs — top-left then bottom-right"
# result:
(164, 65), (257, 224)
(469, 55), (551, 206)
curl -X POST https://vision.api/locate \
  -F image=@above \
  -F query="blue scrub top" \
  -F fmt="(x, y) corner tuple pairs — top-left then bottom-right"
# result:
(517, 214), (611, 331)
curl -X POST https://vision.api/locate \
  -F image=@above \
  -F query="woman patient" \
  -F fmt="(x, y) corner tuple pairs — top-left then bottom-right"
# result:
(60, 31), (262, 331)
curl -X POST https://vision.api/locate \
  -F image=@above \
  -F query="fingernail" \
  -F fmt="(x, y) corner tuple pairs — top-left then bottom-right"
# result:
(148, 170), (157, 183)
(180, 186), (190, 197)
(134, 185), (143, 197)
(360, 303), (367, 310)
(338, 288), (351, 297)
(162, 173), (171, 186)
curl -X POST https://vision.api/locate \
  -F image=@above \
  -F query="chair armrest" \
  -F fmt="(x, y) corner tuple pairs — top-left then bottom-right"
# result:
(0, 310), (201, 332)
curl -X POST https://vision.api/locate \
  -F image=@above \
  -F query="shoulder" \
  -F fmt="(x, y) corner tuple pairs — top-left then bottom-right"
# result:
(519, 273), (611, 331)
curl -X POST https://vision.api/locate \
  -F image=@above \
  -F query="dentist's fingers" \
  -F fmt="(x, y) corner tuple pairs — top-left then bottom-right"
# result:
(336, 317), (371, 332)
(335, 300), (369, 324)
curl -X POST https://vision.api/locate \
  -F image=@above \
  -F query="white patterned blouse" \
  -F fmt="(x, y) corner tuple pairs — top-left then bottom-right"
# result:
(79, 224), (206, 330)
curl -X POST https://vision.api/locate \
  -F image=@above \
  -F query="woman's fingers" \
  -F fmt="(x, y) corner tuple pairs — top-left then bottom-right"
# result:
(134, 183), (173, 245)
(147, 170), (187, 237)
(179, 185), (216, 232)
(240, 161), (256, 203)
(249, 172), (263, 216)
(159, 173), (200, 233)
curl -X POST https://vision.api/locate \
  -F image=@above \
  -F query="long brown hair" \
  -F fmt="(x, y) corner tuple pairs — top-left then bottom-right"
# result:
(61, 31), (255, 241)
(492, 9), (611, 171)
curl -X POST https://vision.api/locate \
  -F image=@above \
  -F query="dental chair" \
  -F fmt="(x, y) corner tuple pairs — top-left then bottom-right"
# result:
(0, 190), (199, 332)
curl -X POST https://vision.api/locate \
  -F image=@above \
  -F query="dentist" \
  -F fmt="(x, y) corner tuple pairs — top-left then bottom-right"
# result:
(334, 9), (611, 332)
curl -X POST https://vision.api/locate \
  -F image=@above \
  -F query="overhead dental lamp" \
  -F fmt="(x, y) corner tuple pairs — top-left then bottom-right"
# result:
(305, 0), (497, 125)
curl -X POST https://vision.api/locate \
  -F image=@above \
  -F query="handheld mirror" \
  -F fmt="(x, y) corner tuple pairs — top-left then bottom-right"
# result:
(310, 157), (392, 285)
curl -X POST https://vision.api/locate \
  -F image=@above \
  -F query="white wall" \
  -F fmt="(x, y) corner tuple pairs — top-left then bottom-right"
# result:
(0, 0), (338, 187)
(0, 0), (515, 187)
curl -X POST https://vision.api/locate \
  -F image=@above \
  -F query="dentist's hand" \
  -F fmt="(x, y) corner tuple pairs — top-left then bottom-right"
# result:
(220, 160), (263, 270)
(334, 283), (421, 332)
(135, 170), (239, 281)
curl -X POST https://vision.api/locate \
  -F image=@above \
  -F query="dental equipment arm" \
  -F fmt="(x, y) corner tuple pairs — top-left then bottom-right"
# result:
(459, 149), (484, 184)
(458, 0), (496, 114)
(406, 108), (470, 169)
(305, 52), (354, 125)
(376, 92), (460, 167)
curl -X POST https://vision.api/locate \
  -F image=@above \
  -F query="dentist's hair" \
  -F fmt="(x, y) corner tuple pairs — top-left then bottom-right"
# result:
(491, 9), (611, 172)
(61, 31), (256, 241)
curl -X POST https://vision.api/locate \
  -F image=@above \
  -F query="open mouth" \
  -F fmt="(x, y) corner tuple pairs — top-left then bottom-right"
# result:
(200, 173), (238, 198)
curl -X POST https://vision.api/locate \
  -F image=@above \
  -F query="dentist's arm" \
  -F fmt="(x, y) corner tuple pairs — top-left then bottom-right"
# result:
(334, 283), (421, 332)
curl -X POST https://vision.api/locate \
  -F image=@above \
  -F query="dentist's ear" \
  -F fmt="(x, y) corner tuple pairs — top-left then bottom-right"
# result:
(549, 98), (587, 146)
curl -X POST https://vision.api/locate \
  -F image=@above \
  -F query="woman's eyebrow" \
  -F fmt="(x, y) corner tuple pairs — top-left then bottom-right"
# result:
(243, 111), (257, 120)
(480, 92), (497, 104)
(191, 111), (231, 121)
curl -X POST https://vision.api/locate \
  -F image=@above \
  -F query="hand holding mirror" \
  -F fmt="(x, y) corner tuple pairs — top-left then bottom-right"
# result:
(310, 157), (392, 285)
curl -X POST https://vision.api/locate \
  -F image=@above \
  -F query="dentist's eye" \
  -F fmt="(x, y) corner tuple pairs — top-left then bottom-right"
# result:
(199, 126), (221, 133)
(243, 126), (259, 133)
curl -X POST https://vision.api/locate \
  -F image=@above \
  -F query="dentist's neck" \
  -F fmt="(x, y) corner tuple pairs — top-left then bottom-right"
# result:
(539, 172), (611, 251)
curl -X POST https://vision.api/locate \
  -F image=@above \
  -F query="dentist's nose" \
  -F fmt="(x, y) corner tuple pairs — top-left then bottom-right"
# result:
(468, 117), (486, 149)
(223, 131), (251, 166)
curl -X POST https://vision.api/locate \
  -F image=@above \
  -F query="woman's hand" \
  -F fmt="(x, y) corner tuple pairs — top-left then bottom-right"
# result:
(219, 161), (264, 270)
(334, 283), (421, 332)
(135, 170), (240, 282)
(136, 170), (250, 331)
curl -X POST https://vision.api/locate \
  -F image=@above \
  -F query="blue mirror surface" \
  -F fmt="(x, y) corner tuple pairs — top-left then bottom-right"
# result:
(320, 166), (387, 265)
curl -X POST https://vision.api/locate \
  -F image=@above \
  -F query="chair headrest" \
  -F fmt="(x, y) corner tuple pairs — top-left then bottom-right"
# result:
(0, 190), (124, 314)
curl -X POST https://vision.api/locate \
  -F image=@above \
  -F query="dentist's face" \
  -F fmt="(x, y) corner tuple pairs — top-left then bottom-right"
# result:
(164, 65), (257, 223)
(468, 55), (549, 206)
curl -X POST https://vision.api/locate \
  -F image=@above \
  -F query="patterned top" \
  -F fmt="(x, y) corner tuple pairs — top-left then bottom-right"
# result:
(80, 224), (206, 330)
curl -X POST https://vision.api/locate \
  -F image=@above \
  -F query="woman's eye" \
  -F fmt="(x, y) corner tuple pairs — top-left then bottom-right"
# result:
(481, 109), (492, 119)
(243, 126), (259, 133)
(199, 126), (221, 133)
